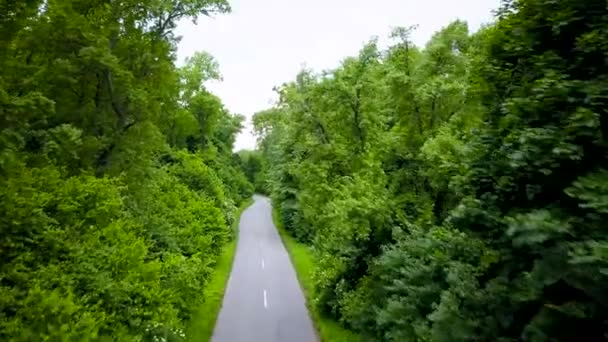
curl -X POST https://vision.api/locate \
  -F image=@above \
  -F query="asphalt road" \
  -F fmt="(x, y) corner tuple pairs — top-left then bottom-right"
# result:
(212, 195), (317, 342)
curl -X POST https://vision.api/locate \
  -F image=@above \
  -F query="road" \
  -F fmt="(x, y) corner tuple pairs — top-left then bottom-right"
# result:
(212, 195), (317, 342)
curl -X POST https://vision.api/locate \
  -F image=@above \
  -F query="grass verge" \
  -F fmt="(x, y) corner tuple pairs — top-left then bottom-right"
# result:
(187, 197), (254, 342)
(272, 208), (361, 342)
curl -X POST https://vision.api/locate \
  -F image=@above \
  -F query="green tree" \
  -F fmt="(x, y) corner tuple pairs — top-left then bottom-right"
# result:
(254, 1), (608, 340)
(0, 0), (255, 340)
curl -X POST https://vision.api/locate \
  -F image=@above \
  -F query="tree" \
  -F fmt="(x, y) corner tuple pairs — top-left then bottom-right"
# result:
(0, 0), (254, 340)
(254, 1), (608, 340)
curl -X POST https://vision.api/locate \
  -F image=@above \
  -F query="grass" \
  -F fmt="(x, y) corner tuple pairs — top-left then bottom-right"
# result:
(272, 208), (361, 342)
(187, 197), (254, 342)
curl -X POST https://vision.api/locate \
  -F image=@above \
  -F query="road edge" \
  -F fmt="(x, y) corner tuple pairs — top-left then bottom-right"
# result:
(271, 207), (361, 342)
(187, 197), (254, 342)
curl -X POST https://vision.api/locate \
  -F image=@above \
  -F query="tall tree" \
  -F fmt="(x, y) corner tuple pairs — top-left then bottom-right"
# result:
(0, 0), (256, 340)
(254, 1), (608, 340)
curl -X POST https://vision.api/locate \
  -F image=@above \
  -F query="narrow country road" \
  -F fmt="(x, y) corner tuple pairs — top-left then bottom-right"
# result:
(212, 195), (317, 342)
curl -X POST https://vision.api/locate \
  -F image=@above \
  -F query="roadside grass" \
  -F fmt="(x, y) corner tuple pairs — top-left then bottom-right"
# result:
(187, 197), (254, 342)
(272, 208), (361, 342)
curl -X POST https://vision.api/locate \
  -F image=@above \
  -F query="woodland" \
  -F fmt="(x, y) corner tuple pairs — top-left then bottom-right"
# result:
(2, 0), (608, 341)
(250, 0), (608, 340)
(1, 0), (253, 340)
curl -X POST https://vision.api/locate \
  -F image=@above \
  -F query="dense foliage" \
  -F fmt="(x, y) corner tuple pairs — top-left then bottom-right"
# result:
(0, 0), (253, 340)
(254, 0), (608, 340)
(237, 150), (266, 194)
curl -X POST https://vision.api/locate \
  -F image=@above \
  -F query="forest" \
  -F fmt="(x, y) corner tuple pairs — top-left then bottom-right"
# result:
(2, 0), (608, 341)
(251, 0), (608, 341)
(1, 0), (254, 340)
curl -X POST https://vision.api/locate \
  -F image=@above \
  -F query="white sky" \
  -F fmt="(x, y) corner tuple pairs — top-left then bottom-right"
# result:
(175, 0), (501, 151)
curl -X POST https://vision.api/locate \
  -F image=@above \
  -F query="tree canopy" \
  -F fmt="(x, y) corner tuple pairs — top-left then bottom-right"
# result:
(2, 0), (608, 340)
(1, 0), (253, 340)
(253, 1), (608, 340)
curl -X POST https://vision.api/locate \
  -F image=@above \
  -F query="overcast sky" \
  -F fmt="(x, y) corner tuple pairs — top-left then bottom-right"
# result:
(175, 0), (501, 151)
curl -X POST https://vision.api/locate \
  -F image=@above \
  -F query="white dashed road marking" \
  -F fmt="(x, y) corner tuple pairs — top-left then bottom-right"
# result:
(263, 290), (268, 309)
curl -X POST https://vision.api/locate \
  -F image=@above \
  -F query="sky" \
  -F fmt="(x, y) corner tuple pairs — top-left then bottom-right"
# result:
(175, 0), (502, 151)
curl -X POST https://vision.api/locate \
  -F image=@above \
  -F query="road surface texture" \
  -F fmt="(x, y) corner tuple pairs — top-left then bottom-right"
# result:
(212, 195), (317, 342)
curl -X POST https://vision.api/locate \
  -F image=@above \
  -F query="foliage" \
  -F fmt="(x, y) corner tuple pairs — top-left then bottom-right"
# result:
(254, 1), (608, 340)
(272, 208), (361, 342)
(238, 150), (267, 193)
(0, 0), (254, 340)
